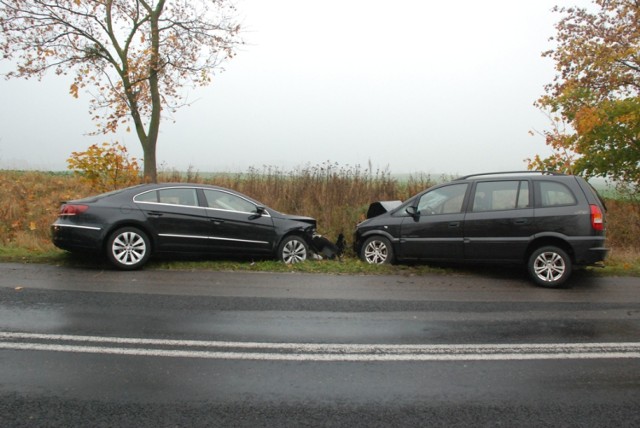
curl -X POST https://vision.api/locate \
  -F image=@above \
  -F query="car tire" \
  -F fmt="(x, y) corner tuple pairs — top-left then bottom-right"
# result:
(527, 246), (572, 288)
(106, 227), (151, 270)
(278, 235), (308, 264)
(360, 236), (393, 265)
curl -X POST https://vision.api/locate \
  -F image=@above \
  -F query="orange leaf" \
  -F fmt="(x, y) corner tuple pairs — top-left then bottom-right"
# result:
(70, 83), (79, 98)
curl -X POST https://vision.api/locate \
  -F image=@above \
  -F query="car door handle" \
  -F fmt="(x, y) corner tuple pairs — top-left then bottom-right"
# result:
(514, 219), (529, 225)
(210, 218), (225, 225)
(448, 221), (461, 228)
(148, 211), (163, 217)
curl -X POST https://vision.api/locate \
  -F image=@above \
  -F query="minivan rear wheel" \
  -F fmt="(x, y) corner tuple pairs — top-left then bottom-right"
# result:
(528, 246), (572, 288)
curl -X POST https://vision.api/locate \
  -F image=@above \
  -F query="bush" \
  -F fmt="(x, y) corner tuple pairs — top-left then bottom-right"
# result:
(67, 142), (141, 192)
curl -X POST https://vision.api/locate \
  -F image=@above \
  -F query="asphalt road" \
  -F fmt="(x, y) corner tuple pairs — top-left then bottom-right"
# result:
(1, 262), (639, 427)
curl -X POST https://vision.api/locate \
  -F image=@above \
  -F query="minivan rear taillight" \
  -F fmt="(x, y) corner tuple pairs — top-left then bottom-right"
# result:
(60, 204), (89, 216)
(590, 204), (604, 231)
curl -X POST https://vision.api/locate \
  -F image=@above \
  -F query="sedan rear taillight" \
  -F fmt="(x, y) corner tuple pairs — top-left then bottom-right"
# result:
(590, 204), (604, 231)
(59, 204), (89, 216)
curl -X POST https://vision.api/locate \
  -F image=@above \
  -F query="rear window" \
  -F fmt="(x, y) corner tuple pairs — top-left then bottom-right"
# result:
(135, 190), (158, 203)
(134, 188), (199, 207)
(157, 188), (198, 206)
(585, 181), (608, 211)
(539, 181), (577, 207)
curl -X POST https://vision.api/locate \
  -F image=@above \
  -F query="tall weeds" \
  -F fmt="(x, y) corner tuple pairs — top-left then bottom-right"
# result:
(160, 161), (407, 238)
(0, 171), (92, 249)
(1, 166), (638, 258)
(603, 199), (640, 252)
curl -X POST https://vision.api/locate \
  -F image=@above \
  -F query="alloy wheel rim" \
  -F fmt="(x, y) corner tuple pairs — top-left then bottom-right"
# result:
(364, 241), (387, 264)
(112, 232), (146, 265)
(283, 240), (307, 263)
(533, 251), (565, 282)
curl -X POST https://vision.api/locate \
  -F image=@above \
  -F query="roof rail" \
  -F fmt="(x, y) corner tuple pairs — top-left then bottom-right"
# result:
(455, 171), (565, 180)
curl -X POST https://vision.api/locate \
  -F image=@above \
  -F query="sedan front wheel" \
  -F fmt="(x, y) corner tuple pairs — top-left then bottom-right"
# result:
(278, 235), (308, 264)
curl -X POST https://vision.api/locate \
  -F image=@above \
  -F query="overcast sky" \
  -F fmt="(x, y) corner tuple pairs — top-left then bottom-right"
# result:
(0, 0), (590, 175)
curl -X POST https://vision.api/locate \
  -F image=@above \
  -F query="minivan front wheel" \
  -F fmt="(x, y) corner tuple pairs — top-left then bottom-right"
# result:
(361, 236), (393, 265)
(528, 246), (572, 288)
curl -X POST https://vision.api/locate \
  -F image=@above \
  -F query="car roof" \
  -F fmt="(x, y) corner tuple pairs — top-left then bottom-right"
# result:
(126, 182), (244, 194)
(136, 182), (227, 189)
(454, 171), (569, 181)
(127, 183), (265, 205)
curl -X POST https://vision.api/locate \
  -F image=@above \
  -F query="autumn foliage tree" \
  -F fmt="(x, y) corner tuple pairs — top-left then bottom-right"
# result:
(530, 0), (640, 191)
(67, 142), (141, 192)
(0, 0), (242, 182)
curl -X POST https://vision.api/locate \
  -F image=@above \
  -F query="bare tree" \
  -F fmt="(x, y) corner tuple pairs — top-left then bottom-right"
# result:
(0, 0), (242, 182)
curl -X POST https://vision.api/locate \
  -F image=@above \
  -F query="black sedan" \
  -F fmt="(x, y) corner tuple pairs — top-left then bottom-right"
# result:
(51, 183), (317, 269)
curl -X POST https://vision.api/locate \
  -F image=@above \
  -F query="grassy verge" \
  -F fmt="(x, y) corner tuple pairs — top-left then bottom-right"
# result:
(1, 245), (638, 278)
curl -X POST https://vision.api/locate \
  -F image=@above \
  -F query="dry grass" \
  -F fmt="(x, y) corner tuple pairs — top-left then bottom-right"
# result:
(157, 162), (428, 240)
(0, 171), (93, 249)
(602, 199), (640, 252)
(1, 167), (639, 268)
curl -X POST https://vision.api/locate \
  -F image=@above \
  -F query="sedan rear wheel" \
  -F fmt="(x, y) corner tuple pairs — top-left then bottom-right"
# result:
(528, 246), (572, 288)
(361, 236), (393, 264)
(106, 227), (151, 270)
(278, 235), (308, 264)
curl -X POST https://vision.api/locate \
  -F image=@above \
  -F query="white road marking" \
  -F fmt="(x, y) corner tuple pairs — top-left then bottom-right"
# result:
(1, 331), (639, 362)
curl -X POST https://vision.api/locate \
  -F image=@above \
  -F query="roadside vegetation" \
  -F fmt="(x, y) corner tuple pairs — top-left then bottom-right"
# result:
(0, 166), (638, 277)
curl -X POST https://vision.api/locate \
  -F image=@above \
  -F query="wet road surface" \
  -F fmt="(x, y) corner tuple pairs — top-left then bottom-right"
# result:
(1, 263), (639, 427)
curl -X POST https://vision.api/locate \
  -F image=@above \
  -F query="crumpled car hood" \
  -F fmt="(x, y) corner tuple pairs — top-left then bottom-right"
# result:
(366, 200), (402, 219)
(271, 211), (317, 227)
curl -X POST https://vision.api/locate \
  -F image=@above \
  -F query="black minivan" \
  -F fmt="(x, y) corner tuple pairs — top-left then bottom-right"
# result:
(354, 172), (608, 287)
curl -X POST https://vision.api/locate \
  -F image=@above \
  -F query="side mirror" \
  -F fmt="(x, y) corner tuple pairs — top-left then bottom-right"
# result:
(249, 206), (267, 220)
(405, 206), (419, 220)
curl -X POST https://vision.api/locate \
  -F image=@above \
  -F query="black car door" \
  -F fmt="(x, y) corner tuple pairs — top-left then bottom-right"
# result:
(201, 189), (276, 255)
(398, 183), (468, 260)
(134, 187), (213, 251)
(463, 180), (534, 261)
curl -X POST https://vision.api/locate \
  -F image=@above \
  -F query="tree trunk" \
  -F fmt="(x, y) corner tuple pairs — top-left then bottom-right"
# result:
(142, 142), (158, 183)
(142, 1), (165, 184)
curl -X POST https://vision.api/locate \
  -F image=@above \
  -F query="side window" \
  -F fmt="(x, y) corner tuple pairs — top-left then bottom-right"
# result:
(472, 181), (530, 212)
(203, 189), (257, 213)
(539, 181), (577, 207)
(135, 190), (158, 203)
(157, 188), (198, 207)
(417, 183), (468, 215)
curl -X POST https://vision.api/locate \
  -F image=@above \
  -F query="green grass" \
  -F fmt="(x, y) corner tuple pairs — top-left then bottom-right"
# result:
(594, 258), (640, 277)
(1, 245), (638, 278)
(0, 245), (68, 263)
